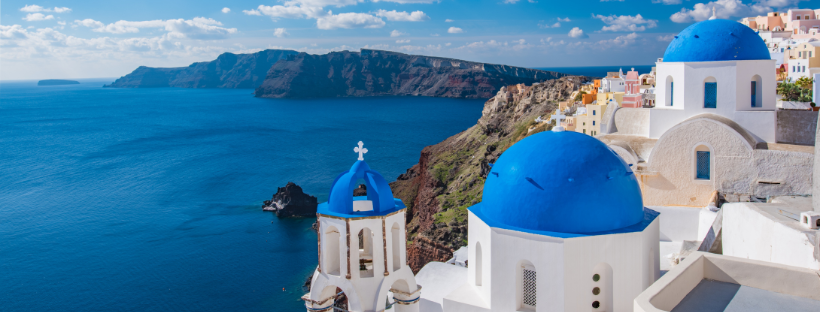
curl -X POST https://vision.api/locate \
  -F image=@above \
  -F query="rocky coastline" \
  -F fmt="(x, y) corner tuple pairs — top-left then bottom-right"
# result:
(389, 76), (587, 272)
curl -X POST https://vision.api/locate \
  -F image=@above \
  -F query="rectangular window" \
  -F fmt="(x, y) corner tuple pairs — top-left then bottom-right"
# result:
(751, 81), (757, 107)
(704, 82), (717, 108)
(800, 51), (803, 57)
(593, 110), (596, 116)
(804, 66), (807, 72)
(697, 151), (710, 179)
(522, 268), (537, 308)
(593, 121), (596, 126)
(670, 82), (674, 106)
(793, 66), (796, 72)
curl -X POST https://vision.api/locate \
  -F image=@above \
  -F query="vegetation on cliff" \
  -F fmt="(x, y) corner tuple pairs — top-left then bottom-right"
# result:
(389, 76), (588, 272)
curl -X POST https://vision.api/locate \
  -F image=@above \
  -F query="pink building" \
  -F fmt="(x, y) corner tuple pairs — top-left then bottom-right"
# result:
(621, 68), (642, 108)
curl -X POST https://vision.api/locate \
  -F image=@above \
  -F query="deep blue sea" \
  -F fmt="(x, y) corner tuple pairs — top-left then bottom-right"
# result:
(0, 79), (484, 311)
(538, 65), (655, 78)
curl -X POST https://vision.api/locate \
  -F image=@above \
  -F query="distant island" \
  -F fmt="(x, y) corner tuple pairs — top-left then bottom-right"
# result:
(105, 49), (570, 99)
(38, 79), (79, 86)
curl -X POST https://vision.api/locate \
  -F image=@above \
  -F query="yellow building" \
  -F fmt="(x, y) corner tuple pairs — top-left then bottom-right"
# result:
(574, 104), (607, 136)
(561, 116), (576, 131)
(792, 41), (820, 67)
(596, 92), (624, 106)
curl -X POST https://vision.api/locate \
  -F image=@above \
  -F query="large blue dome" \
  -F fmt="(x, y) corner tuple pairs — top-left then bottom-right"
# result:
(477, 130), (644, 234)
(663, 19), (770, 62)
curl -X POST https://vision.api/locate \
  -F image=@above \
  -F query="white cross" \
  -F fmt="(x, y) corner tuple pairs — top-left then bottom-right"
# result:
(550, 114), (566, 124)
(354, 141), (368, 161)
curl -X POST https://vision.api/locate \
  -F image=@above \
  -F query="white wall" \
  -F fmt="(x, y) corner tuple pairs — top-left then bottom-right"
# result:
(647, 206), (702, 242)
(652, 59), (777, 142)
(722, 202), (820, 270)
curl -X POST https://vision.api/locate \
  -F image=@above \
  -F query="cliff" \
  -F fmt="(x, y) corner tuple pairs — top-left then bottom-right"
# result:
(255, 49), (567, 99)
(263, 182), (319, 218)
(389, 76), (588, 272)
(105, 49), (299, 88)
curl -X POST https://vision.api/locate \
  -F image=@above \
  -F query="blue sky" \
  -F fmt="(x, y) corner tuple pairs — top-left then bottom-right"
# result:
(2, 0), (819, 80)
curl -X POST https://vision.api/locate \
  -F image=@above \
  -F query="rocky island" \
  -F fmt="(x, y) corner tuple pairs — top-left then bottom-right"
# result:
(105, 49), (567, 99)
(262, 182), (318, 218)
(38, 79), (79, 86)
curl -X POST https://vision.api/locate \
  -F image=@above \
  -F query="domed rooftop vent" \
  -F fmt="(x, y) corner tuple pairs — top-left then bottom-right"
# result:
(477, 131), (645, 234)
(663, 19), (770, 62)
(320, 142), (404, 217)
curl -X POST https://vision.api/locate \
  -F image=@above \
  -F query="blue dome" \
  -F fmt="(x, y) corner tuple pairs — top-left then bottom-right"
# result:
(320, 160), (403, 217)
(663, 19), (770, 62)
(478, 131), (644, 234)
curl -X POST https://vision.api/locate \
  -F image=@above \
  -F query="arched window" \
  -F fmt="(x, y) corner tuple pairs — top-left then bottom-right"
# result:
(358, 228), (374, 278)
(592, 263), (613, 311)
(324, 226), (341, 276)
(475, 242), (483, 286)
(751, 75), (762, 108)
(666, 76), (674, 107)
(391, 223), (401, 272)
(704, 77), (717, 108)
(518, 260), (537, 311)
(695, 145), (711, 180)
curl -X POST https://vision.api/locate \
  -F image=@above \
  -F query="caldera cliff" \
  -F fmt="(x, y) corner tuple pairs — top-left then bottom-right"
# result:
(389, 75), (588, 272)
(105, 49), (568, 99)
(254, 49), (567, 99)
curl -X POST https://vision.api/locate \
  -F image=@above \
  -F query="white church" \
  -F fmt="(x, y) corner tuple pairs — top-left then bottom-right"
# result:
(303, 18), (820, 312)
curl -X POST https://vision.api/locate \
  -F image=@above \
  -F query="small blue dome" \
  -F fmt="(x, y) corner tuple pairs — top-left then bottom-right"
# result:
(321, 160), (402, 216)
(663, 19), (770, 62)
(478, 131), (644, 234)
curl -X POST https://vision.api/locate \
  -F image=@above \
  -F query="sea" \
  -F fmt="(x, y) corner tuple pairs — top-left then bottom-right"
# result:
(0, 79), (485, 312)
(539, 65), (655, 78)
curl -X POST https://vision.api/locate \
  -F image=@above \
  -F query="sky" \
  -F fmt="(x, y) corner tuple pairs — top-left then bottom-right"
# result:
(2, 0), (820, 80)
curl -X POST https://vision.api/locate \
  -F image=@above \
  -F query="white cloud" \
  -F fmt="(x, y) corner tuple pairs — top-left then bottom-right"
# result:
(23, 13), (55, 22)
(316, 12), (385, 29)
(375, 10), (430, 22)
(73, 17), (238, 39)
(274, 28), (289, 37)
(597, 32), (639, 47)
(557, 17), (571, 22)
(222, 7), (231, 13)
(252, 4), (327, 19)
(551, 22), (561, 28)
(593, 14), (658, 32)
(670, 0), (776, 23)
(568, 27), (588, 38)
(390, 29), (405, 37)
(657, 34), (675, 42)
(445, 19), (454, 22)
(20, 5), (71, 13)
(396, 39), (410, 43)
(504, 0), (520, 3)
(651, 0), (682, 4)
(447, 27), (463, 33)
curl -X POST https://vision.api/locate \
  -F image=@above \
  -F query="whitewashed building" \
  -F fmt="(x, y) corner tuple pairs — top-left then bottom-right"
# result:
(304, 142), (420, 312)
(653, 19), (778, 143)
(440, 129), (660, 312)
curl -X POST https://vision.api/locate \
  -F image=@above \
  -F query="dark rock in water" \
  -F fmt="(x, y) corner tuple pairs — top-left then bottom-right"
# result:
(353, 184), (367, 196)
(104, 49), (299, 89)
(255, 49), (568, 99)
(38, 79), (79, 86)
(262, 182), (318, 218)
(302, 268), (316, 293)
